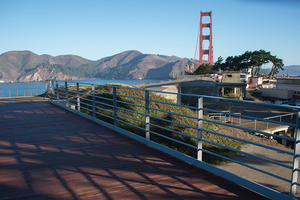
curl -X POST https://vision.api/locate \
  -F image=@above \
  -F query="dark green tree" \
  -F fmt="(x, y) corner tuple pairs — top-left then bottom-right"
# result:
(215, 50), (284, 77)
(194, 64), (214, 74)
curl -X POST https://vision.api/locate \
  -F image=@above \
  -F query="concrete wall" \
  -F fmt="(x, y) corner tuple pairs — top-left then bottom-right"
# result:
(179, 80), (220, 106)
(261, 88), (293, 99)
(222, 72), (241, 83)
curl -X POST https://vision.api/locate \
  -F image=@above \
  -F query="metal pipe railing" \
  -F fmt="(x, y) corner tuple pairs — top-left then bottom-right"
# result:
(48, 80), (300, 199)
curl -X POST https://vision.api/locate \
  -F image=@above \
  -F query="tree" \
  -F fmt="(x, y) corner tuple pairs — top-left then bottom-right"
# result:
(194, 64), (214, 74)
(215, 50), (284, 77)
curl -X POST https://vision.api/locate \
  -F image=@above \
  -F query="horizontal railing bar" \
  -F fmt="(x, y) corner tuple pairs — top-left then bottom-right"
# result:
(116, 100), (145, 108)
(150, 115), (197, 130)
(72, 90), (93, 97)
(201, 148), (291, 183)
(78, 96), (93, 102)
(205, 107), (296, 127)
(95, 106), (114, 114)
(150, 99), (196, 110)
(90, 83), (300, 111)
(117, 118), (146, 131)
(116, 106), (146, 116)
(202, 118), (296, 142)
(117, 93), (145, 101)
(118, 112), (145, 124)
(94, 95), (114, 102)
(95, 101), (114, 108)
(266, 113), (295, 119)
(150, 122), (198, 140)
(150, 130), (197, 149)
(291, 182), (300, 187)
(63, 81), (300, 111)
(79, 101), (92, 107)
(95, 110), (114, 120)
(201, 128), (294, 156)
(94, 90), (113, 95)
(67, 93), (79, 99)
(201, 138), (292, 169)
(79, 105), (92, 112)
(149, 107), (198, 120)
(67, 85), (77, 89)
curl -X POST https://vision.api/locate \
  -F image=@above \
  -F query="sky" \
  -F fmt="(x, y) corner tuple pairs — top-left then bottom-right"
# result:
(0, 0), (299, 66)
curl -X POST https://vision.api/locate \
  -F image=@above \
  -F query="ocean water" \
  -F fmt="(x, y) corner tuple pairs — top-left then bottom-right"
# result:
(0, 80), (162, 97)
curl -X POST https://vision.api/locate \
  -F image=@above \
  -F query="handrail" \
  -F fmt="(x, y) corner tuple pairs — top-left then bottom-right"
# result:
(48, 80), (300, 199)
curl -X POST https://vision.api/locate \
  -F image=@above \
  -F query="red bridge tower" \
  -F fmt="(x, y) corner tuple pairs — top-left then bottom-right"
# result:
(185, 11), (214, 74)
(199, 11), (213, 66)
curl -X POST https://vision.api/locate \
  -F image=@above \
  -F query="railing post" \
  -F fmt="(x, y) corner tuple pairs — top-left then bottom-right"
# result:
(92, 85), (95, 118)
(56, 82), (59, 100)
(254, 119), (257, 130)
(65, 81), (69, 107)
(291, 110), (300, 196)
(177, 84), (181, 105)
(76, 82), (80, 111)
(113, 87), (118, 126)
(197, 96), (203, 161)
(145, 90), (150, 140)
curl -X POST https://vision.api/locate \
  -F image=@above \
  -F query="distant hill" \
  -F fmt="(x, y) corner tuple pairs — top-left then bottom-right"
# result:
(261, 65), (300, 76)
(278, 65), (300, 76)
(0, 50), (191, 82)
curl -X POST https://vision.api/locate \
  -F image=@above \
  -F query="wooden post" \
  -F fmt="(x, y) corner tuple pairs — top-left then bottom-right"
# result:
(36, 89), (38, 96)
(0, 88), (2, 97)
(16, 89), (18, 97)
(197, 96), (203, 161)
(30, 89), (32, 96)
(23, 89), (25, 96)
(8, 88), (10, 97)
(145, 90), (150, 140)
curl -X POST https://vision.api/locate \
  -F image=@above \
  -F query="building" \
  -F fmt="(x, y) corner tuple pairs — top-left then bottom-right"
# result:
(260, 77), (300, 100)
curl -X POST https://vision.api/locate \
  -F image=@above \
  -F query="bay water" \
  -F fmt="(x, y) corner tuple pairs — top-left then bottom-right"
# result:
(0, 80), (162, 97)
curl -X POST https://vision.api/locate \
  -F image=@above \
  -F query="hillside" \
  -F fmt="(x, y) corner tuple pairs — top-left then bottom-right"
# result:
(278, 65), (300, 76)
(261, 65), (300, 76)
(0, 50), (191, 82)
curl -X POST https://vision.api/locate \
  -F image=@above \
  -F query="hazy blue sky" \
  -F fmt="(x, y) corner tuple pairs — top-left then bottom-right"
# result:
(1, 0), (299, 65)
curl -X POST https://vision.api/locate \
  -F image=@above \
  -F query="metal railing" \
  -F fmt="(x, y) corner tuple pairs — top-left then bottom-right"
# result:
(0, 87), (44, 97)
(47, 80), (300, 199)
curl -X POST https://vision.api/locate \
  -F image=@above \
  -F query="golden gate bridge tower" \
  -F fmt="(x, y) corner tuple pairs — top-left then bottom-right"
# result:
(199, 11), (213, 66)
(186, 11), (214, 73)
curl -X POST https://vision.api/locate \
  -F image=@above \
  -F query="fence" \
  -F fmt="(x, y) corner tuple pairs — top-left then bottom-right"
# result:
(47, 80), (300, 199)
(0, 82), (46, 97)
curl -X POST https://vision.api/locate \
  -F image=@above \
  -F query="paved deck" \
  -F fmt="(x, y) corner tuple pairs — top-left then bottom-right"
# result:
(0, 100), (268, 199)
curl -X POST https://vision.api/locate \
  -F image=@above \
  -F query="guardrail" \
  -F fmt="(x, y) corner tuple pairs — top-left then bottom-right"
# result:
(47, 80), (300, 199)
(0, 88), (44, 97)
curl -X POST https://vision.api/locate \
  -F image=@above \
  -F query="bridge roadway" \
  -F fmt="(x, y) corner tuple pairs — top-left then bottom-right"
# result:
(0, 97), (268, 199)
